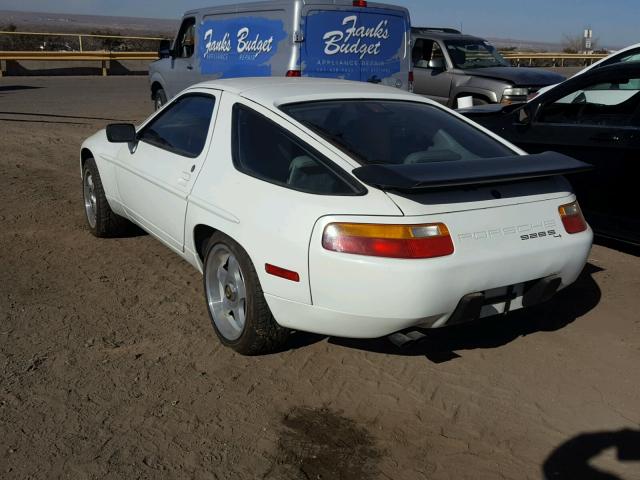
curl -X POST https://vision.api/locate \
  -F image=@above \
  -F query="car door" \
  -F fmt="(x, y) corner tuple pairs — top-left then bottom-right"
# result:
(164, 17), (199, 98)
(412, 39), (452, 104)
(115, 92), (220, 252)
(512, 70), (640, 241)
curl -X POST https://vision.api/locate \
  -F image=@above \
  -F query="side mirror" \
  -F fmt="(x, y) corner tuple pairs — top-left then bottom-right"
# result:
(428, 58), (445, 70)
(158, 39), (172, 58)
(106, 123), (137, 143)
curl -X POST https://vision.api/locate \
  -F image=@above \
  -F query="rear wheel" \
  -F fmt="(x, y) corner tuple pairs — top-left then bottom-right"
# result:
(154, 88), (167, 110)
(203, 233), (289, 355)
(82, 157), (129, 237)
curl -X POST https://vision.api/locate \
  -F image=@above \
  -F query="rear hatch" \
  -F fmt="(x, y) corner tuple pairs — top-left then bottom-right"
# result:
(301, 3), (410, 89)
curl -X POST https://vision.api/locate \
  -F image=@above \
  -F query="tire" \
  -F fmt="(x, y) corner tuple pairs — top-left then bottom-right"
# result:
(203, 232), (289, 355)
(154, 88), (167, 110)
(472, 97), (489, 106)
(82, 157), (129, 237)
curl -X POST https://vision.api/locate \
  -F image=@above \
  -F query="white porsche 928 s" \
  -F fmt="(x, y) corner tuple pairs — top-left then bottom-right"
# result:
(80, 77), (593, 355)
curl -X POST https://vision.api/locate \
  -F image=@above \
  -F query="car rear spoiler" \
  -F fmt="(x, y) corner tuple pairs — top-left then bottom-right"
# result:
(351, 151), (592, 192)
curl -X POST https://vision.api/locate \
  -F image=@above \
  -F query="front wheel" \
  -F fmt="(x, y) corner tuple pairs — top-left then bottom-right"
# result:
(154, 88), (167, 110)
(203, 233), (289, 355)
(82, 157), (130, 237)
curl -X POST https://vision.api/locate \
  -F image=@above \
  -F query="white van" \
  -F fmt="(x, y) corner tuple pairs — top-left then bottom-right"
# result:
(149, 0), (412, 108)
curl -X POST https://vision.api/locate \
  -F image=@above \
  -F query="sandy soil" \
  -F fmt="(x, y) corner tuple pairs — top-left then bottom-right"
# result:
(1, 77), (639, 480)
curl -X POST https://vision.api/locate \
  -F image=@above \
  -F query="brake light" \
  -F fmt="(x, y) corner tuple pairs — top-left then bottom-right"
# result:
(265, 263), (300, 282)
(322, 223), (454, 259)
(559, 201), (587, 234)
(286, 70), (301, 77)
(353, 0), (368, 6)
(408, 71), (414, 92)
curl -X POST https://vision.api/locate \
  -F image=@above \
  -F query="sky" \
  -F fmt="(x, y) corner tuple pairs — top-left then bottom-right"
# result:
(0, 0), (637, 47)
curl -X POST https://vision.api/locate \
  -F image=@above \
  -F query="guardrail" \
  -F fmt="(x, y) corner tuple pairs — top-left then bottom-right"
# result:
(0, 30), (165, 52)
(502, 52), (608, 67)
(0, 51), (158, 76)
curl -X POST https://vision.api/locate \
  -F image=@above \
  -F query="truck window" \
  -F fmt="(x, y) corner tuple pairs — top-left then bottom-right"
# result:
(175, 17), (196, 59)
(413, 40), (444, 69)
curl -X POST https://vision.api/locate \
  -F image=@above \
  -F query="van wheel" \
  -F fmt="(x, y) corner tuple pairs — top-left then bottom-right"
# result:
(154, 88), (167, 110)
(203, 233), (289, 355)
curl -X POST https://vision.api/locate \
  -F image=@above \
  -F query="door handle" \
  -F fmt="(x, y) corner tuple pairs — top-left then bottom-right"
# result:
(187, 65), (194, 70)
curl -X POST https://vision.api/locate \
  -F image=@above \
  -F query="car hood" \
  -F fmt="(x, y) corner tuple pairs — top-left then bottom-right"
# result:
(460, 67), (565, 86)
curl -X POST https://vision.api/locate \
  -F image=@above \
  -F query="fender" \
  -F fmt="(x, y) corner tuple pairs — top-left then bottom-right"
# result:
(149, 71), (169, 100)
(449, 85), (499, 107)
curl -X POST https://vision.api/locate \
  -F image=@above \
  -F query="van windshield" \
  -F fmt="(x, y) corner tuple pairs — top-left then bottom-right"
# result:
(280, 100), (513, 165)
(444, 39), (510, 69)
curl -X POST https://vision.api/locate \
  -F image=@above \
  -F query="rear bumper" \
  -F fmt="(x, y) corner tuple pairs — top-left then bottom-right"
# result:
(266, 201), (593, 338)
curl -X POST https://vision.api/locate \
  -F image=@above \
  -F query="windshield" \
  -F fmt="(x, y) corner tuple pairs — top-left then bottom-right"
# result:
(444, 39), (510, 69)
(280, 100), (514, 166)
(601, 47), (640, 68)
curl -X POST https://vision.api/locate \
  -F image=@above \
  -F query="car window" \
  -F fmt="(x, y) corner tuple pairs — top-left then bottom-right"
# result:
(232, 105), (362, 195)
(538, 76), (640, 126)
(280, 100), (514, 165)
(175, 17), (196, 58)
(444, 39), (510, 69)
(139, 94), (215, 158)
(413, 40), (444, 69)
(601, 48), (640, 68)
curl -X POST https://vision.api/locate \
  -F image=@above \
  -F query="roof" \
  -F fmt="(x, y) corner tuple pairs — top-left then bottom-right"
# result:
(411, 27), (480, 42)
(187, 77), (421, 108)
(185, 0), (410, 17)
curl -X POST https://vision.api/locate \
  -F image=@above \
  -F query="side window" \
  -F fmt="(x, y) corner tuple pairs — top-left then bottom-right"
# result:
(232, 105), (362, 195)
(412, 39), (434, 68)
(432, 42), (444, 59)
(538, 76), (640, 126)
(175, 17), (196, 58)
(139, 94), (215, 158)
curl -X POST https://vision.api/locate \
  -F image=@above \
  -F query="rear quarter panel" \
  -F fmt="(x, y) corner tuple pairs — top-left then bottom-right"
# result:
(186, 92), (401, 305)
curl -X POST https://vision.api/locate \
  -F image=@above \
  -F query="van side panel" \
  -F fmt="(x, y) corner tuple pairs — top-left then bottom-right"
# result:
(301, 7), (410, 89)
(198, 10), (292, 78)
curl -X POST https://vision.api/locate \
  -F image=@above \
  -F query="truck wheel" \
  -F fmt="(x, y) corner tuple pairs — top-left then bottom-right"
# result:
(472, 97), (489, 106)
(154, 88), (167, 110)
(82, 157), (130, 237)
(203, 233), (289, 355)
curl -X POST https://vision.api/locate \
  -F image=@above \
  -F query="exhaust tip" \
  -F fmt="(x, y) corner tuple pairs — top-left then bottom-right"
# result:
(388, 330), (427, 348)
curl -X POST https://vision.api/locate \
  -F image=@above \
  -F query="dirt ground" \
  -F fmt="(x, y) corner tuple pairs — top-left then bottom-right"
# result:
(1, 76), (639, 480)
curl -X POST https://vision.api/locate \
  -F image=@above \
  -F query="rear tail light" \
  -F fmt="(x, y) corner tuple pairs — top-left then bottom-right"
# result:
(286, 69), (301, 77)
(322, 223), (454, 259)
(559, 201), (587, 234)
(353, 0), (368, 6)
(408, 71), (414, 92)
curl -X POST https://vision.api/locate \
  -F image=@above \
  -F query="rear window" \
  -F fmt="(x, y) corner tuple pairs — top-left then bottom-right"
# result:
(280, 100), (514, 165)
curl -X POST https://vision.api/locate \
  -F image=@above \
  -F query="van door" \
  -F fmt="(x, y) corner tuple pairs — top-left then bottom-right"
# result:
(164, 17), (199, 98)
(302, 7), (409, 89)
